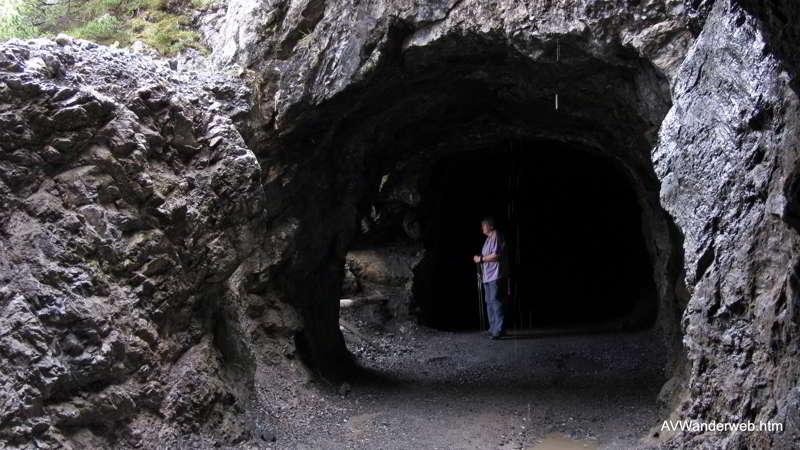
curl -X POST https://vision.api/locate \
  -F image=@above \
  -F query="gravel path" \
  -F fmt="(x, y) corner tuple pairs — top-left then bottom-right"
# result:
(262, 321), (667, 449)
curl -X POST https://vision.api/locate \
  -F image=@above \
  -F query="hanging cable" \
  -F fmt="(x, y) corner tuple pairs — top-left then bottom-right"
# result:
(557, 38), (560, 61)
(555, 39), (560, 111)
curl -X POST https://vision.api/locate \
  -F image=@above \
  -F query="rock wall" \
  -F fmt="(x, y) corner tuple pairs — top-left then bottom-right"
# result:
(653, 1), (800, 448)
(0, 38), (299, 448)
(345, 245), (423, 320)
(207, 0), (693, 126)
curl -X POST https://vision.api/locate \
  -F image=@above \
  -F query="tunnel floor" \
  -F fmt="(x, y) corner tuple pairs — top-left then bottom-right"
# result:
(261, 321), (667, 449)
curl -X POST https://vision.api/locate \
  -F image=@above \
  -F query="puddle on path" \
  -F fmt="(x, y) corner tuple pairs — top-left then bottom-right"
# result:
(528, 432), (597, 450)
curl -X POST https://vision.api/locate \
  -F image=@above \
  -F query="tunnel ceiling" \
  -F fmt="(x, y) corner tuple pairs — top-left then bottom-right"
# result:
(267, 34), (678, 266)
(278, 34), (673, 191)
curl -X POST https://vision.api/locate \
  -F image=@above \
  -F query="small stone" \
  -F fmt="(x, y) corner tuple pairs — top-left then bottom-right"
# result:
(55, 33), (72, 46)
(260, 430), (276, 442)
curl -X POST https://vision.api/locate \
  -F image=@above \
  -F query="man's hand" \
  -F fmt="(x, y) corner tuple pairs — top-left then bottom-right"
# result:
(473, 255), (482, 263)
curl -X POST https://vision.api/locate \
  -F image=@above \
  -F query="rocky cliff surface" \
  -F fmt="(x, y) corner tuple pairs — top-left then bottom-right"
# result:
(0, 37), (297, 448)
(1, 0), (799, 448)
(653, 1), (800, 447)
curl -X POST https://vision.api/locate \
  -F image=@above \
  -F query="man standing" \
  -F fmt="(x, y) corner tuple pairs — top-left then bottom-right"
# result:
(473, 216), (507, 339)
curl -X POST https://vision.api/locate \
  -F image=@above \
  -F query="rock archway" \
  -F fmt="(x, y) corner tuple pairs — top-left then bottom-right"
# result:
(261, 31), (689, 408)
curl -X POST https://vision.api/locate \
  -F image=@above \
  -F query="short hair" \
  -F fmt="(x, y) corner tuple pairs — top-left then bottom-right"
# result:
(481, 216), (496, 229)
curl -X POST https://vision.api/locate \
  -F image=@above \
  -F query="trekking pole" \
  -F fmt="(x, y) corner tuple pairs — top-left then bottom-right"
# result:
(476, 262), (486, 331)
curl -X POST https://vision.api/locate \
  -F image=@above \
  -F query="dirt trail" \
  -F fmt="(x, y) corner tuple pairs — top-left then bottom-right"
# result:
(262, 323), (667, 449)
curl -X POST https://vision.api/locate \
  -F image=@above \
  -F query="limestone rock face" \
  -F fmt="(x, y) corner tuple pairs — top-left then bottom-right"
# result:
(0, 39), (298, 448)
(207, 0), (693, 129)
(1, 0), (800, 449)
(653, 1), (800, 448)
(345, 245), (424, 320)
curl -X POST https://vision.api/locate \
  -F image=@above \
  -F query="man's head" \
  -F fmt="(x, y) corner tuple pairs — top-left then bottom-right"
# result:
(480, 216), (496, 236)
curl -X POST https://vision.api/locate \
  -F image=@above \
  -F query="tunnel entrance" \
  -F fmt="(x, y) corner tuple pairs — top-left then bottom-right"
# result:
(418, 140), (657, 331)
(274, 32), (686, 393)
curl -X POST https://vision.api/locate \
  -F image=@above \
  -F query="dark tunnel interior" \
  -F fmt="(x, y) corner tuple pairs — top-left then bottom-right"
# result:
(417, 140), (658, 331)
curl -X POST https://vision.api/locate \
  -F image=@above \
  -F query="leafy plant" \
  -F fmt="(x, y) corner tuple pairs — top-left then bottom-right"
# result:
(71, 13), (124, 40)
(0, 0), (41, 39)
(0, 0), (207, 56)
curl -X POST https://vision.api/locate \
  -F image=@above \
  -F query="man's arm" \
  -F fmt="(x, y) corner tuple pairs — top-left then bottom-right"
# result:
(480, 233), (503, 262)
(474, 253), (498, 263)
(480, 253), (500, 262)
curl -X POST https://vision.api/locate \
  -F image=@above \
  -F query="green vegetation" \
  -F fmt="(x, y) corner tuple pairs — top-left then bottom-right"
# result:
(0, 0), (207, 56)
